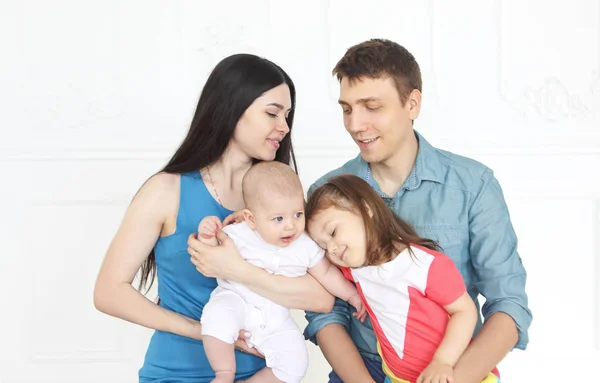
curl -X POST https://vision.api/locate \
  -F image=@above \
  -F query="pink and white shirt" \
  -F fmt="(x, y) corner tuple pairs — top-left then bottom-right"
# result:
(340, 245), (469, 382)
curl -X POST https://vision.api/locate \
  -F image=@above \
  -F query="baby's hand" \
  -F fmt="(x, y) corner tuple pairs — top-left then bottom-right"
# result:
(198, 216), (222, 240)
(417, 359), (454, 383)
(348, 293), (367, 322)
(223, 209), (245, 226)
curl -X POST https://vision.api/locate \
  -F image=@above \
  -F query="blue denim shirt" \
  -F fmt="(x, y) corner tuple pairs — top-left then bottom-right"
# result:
(304, 131), (532, 362)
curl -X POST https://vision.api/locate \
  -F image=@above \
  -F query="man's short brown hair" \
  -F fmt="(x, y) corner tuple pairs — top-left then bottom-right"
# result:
(332, 38), (422, 105)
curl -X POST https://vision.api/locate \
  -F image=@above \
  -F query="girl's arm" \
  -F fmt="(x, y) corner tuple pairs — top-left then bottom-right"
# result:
(94, 173), (200, 340)
(431, 292), (478, 366)
(417, 292), (478, 383)
(188, 231), (334, 312)
(307, 258), (356, 301)
(308, 257), (367, 321)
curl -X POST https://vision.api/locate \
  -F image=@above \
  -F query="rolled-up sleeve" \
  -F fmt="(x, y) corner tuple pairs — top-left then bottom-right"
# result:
(469, 168), (533, 350)
(304, 297), (352, 345)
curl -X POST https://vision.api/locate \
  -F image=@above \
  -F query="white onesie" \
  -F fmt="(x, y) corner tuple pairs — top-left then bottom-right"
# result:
(200, 221), (324, 383)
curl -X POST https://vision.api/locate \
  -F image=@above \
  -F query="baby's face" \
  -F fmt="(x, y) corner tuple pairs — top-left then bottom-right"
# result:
(249, 192), (306, 248)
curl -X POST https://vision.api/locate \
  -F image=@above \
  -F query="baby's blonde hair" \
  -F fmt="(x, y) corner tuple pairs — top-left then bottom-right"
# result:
(242, 162), (304, 210)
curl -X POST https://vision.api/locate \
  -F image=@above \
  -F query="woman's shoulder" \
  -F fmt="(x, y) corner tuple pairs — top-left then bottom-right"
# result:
(143, 172), (180, 192)
(133, 172), (180, 211)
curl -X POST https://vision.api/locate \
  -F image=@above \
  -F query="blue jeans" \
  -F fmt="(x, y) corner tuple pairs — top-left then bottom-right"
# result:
(328, 355), (386, 383)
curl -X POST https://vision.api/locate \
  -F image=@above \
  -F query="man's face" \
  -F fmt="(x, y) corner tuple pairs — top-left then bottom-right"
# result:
(338, 77), (421, 165)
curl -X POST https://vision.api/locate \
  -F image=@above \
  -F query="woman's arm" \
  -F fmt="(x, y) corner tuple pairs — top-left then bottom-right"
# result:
(94, 173), (200, 340)
(188, 231), (334, 312)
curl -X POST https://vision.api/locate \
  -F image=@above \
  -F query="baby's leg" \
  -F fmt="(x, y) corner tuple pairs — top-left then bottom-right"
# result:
(237, 367), (283, 383)
(201, 288), (247, 383)
(204, 336), (235, 383)
(244, 317), (308, 383)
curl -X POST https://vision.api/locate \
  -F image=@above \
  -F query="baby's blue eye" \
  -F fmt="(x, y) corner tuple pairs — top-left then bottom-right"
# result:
(294, 212), (303, 218)
(273, 216), (283, 222)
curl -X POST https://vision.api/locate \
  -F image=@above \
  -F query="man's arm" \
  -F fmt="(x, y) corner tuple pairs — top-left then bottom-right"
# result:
(453, 312), (518, 383)
(305, 299), (375, 383)
(454, 168), (533, 383)
(317, 324), (375, 383)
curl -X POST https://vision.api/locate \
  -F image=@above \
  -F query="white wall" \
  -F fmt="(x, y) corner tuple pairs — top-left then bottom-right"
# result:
(1, 1), (599, 382)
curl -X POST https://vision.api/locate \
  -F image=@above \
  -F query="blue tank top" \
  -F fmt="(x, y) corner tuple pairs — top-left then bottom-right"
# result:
(139, 171), (265, 382)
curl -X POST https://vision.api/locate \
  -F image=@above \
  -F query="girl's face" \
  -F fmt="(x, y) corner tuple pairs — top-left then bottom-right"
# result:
(231, 83), (292, 161)
(307, 206), (367, 268)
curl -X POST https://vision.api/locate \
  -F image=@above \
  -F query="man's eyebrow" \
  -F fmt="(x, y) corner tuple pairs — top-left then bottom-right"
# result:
(338, 97), (381, 105)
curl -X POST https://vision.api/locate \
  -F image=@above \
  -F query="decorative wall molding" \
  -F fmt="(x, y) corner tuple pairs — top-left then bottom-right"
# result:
(496, 0), (600, 122)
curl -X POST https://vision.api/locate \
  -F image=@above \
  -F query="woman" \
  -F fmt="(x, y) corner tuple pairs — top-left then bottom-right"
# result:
(94, 53), (334, 383)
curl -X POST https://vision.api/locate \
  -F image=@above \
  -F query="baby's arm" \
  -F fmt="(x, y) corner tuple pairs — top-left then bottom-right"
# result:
(308, 258), (366, 321)
(197, 216), (222, 247)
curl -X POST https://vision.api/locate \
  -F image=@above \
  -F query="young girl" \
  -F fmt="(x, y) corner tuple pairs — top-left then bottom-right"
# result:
(305, 174), (501, 383)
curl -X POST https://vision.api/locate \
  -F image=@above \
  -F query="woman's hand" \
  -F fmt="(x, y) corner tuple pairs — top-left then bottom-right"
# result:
(188, 230), (249, 281)
(234, 330), (263, 358)
(185, 318), (261, 359)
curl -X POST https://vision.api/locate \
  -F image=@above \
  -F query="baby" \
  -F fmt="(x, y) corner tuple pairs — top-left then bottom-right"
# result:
(198, 161), (365, 383)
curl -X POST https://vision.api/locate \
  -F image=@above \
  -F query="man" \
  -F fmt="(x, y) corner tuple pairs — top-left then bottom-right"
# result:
(305, 38), (532, 383)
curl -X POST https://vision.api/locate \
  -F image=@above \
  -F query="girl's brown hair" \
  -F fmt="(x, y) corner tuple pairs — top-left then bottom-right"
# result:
(305, 174), (440, 266)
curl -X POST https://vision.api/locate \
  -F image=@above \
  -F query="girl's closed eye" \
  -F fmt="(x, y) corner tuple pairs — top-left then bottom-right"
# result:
(266, 112), (278, 118)
(331, 229), (336, 237)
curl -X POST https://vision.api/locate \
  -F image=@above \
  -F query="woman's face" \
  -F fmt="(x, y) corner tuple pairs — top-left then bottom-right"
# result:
(231, 83), (292, 161)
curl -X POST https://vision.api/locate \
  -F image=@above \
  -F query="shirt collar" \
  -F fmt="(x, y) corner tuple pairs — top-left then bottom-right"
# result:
(360, 130), (445, 198)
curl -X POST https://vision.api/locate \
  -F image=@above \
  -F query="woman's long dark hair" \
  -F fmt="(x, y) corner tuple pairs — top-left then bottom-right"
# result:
(138, 54), (297, 292)
(305, 174), (440, 267)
